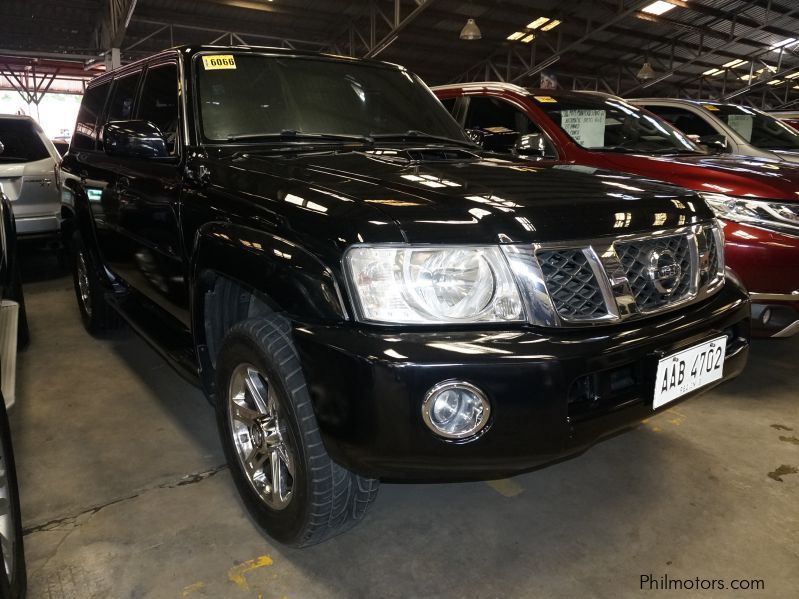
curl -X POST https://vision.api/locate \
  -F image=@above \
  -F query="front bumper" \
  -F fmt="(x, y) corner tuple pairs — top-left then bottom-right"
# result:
(294, 281), (750, 480)
(723, 221), (799, 337)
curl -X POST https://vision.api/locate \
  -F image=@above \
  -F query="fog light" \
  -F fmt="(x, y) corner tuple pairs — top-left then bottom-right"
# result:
(422, 380), (490, 440)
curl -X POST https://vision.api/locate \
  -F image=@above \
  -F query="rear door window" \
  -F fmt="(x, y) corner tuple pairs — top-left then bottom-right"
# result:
(0, 119), (50, 163)
(72, 81), (111, 151)
(137, 63), (180, 154)
(106, 72), (142, 123)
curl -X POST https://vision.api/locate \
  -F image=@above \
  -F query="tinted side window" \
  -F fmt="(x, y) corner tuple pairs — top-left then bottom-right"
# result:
(106, 72), (142, 123)
(0, 119), (49, 163)
(464, 96), (554, 156)
(71, 81), (111, 151)
(439, 97), (456, 115)
(137, 63), (180, 155)
(465, 96), (549, 137)
(644, 106), (717, 137)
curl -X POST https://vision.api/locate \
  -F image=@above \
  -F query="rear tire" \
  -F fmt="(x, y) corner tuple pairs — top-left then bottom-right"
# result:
(215, 315), (378, 547)
(71, 232), (120, 335)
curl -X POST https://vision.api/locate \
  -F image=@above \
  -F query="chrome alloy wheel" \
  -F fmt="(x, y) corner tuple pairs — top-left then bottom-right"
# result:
(228, 363), (295, 510)
(0, 429), (15, 582)
(76, 250), (92, 317)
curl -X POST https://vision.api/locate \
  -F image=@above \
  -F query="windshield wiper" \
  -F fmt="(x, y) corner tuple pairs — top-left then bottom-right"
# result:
(370, 130), (477, 148)
(593, 145), (643, 153)
(646, 148), (703, 155)
(226, 130), (374, 144)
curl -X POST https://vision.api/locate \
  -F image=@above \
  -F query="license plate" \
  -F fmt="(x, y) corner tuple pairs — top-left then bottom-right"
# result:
(653, 336), (727, 409)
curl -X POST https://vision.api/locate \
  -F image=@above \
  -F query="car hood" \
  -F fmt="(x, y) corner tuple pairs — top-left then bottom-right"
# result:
(225, 149), (712, 245)
(771, 149), (799, 164)
(599, 152), (799, 202)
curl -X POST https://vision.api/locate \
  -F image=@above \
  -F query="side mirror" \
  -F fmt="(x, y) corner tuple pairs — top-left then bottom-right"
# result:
(464, 128), (486, 147)
(515, 133), (556, 159)
(697, 133), (730, 154)
(103, 120), (169, 159)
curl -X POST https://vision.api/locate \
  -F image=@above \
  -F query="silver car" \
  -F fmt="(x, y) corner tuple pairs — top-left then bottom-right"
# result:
(630, 98), (799, 164)
(0, 115), (61, 238)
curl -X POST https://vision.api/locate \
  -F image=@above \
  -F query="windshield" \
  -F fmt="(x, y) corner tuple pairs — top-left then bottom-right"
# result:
(706, 104), (799, 151)
(0, 119), (50, 163)
(196, 53), (468, 144)
(531, 94), (699, 154)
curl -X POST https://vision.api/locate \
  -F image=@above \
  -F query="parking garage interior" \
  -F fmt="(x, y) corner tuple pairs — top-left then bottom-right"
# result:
(1, 1), (798, 598)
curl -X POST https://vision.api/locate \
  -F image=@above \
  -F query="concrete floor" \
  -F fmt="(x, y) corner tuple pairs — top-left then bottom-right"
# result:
(9, 249), (799, 599)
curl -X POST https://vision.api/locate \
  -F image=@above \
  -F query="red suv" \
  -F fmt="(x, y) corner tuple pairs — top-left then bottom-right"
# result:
(433, 83), (799, 337)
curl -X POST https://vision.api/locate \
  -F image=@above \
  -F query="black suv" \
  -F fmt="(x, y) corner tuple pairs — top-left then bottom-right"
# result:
(61, 46), (750, 547)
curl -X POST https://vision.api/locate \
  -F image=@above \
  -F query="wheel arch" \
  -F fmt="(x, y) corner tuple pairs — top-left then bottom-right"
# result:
(190, 222), (348, 398)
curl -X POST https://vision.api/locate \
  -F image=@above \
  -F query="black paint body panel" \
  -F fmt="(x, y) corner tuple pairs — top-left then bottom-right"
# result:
(60, 46), (749, 480)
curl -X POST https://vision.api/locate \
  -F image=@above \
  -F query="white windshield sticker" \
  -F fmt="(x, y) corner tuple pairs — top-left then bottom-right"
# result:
(727, 114), (754, 142)
(561, 109), (606, 148)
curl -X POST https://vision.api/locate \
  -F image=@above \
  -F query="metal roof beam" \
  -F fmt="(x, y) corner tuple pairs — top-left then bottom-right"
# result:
(495, 1), (672, 84)
(98, 0), (138, 49)
(621, 3), (799, 95)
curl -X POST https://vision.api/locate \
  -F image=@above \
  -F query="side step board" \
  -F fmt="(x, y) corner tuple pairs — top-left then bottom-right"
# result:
(0, 300), (19, 407)
(107, 292), (201, 389)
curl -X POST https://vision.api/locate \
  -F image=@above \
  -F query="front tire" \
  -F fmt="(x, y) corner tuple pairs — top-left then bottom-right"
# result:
(215, 316), (378, 547)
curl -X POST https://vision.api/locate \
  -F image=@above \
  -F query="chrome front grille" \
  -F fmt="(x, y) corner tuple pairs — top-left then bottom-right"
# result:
(615, 233), (693, 313)
(526, 223), (724, 326)
(537, 249), (608, 319)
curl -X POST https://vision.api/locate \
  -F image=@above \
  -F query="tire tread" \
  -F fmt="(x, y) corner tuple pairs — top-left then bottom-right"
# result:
(220, 315), (378, 547)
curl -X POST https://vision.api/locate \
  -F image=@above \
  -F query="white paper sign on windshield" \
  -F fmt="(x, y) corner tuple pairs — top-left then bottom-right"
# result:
(726, 114), (754, 142)
(561, 110), (606, 148)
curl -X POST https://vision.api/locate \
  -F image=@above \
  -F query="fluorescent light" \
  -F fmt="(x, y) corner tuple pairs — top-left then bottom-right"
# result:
(540, 19), (561, 31)
(507, 31), (525, 41)
(739, 74), (752, 81)
(642, 1), (676, 16)
(521, 33), (536, 43)
(770, 38), (798, 51)
(722, 59), (746, 68)
(703, 68), (722, 76)
(784, 72), (799, 79)
(767, 79), (784, 85)
(527, 17), (550, 29)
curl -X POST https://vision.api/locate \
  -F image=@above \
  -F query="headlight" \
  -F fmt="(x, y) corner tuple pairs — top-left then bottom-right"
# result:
(344, 245), (524, 324)
(700, 193), (799, 235)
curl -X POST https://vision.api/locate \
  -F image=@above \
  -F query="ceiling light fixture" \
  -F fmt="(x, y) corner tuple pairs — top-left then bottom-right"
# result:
(521, 33), (536, 43)
(460, 18), (482, 40)
(642, 1), (677, 16)
(703, 68), (722, 76)
(722, 59), (747, 68)
(770, 38), (798, 51)
(637, 61), (656, 80)
(527, 17), (551, 29)
(540, 19), (561, 31)
(767, 79), (784, 85)
(507, 31), (525, 41)
(784, 72), (799, 79)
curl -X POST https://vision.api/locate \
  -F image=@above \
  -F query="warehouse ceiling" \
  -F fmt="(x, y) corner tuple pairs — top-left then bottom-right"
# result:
(2, 0), (799, 109)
